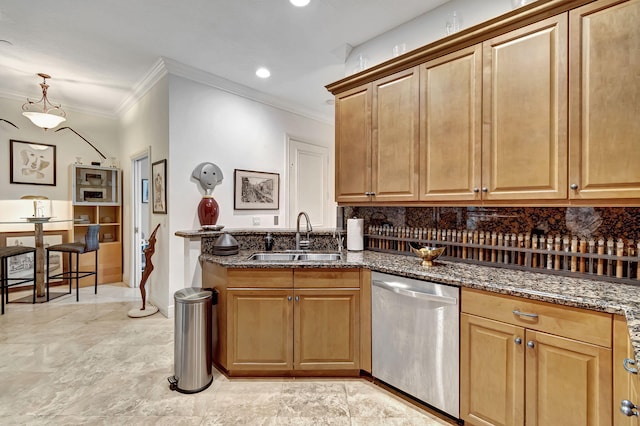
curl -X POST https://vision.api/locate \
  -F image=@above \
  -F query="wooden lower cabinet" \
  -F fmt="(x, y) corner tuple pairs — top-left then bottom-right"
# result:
(461, 314), (524, 426)
(207, 265), (367, 376)
(461, 288), (612, 426)
(614, 315), (640, 425)
(295, 289), (359, 370)
(227, 289), (293, 370)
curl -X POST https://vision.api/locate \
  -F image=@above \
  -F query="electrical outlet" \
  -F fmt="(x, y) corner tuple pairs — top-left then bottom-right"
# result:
(252, 216), (261, 226)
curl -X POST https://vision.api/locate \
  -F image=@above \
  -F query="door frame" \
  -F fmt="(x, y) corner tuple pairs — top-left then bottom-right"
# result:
(130, 148), (150, 288)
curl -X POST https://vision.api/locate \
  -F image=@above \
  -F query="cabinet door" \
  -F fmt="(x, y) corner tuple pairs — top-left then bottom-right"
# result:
(482, 14), (568, 200)
(460, 313), (525, 426)
(294, 289), (359, 370)
(526, 330), (612, 426)
(371, 67), (420, 202)
(420, 44), (482, 201)
(335, 84), (372, 203)
(227, 289), (293, 370)
(569, 0), (640, 199)
(614, 316), (640, 425)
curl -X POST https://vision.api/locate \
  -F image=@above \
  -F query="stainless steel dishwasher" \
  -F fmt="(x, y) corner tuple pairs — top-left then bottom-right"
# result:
(372, 271), (460, 418)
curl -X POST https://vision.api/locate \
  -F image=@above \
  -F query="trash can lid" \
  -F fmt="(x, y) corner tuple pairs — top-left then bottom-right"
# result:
(174, 287), (212, 303)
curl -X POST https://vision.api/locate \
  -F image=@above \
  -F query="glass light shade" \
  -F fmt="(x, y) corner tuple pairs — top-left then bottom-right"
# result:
(22, 111), (66, 130)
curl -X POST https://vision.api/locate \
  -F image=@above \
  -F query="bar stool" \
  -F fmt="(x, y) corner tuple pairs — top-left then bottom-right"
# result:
(0, 246), (37, 315)
(46, 224), (100, 302)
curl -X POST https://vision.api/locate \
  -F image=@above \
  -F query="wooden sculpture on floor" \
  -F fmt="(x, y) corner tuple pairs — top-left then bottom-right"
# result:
(128, 223), (161, 318)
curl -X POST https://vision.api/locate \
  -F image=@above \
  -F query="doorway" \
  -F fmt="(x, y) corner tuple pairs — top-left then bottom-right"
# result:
(131, 151), (150, 288)
(287, 136), (335, 228)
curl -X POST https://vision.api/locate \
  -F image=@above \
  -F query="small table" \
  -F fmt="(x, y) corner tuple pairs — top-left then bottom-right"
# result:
(0, 218), (72, 299)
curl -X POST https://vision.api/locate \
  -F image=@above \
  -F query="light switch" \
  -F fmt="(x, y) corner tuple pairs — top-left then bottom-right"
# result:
(252, 216), (261, 226)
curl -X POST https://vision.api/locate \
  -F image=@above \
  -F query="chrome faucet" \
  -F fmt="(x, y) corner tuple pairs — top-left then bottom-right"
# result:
(295, 211), (313, 250)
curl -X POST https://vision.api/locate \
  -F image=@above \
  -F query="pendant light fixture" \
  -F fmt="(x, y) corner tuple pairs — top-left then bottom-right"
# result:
(22, 73), (67, 130)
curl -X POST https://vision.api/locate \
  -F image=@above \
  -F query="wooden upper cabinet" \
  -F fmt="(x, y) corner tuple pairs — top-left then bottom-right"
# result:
(371, 67), (420, 202)
(335, 84), (371, 203)
(482, 14), (569, 201)
(420, 44), (482, 201)
(569, 0), (640, 199)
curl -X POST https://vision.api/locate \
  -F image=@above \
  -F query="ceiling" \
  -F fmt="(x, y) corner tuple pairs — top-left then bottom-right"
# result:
(0, 0), (450, 123)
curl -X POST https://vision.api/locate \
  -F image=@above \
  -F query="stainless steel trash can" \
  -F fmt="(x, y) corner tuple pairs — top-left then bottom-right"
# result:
(168, 287), (213, 393)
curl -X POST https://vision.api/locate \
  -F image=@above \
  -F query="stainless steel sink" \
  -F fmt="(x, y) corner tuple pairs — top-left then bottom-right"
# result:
(297, 253), (343, 261)
(247, 253), (298, 261)
(247, 252), (343, 261)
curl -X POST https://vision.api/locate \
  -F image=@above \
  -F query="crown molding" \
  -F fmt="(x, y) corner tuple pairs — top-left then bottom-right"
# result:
(123, 57), (333, 125)
(115, 57), (169, 116)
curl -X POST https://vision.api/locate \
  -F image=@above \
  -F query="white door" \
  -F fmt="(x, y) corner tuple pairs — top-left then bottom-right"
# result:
(131, 152), (150, 288)
(287, 137), (335, 229)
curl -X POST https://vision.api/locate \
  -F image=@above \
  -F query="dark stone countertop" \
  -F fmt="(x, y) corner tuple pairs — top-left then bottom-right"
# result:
(201, 249), (640, 364)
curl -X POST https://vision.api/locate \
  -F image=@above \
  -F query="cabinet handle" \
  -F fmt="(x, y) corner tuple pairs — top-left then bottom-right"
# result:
(364, 192), (371, 196)
(473, 188), (480, 193)
(370, 192), (376, 196)
(514, 337), (522, 345)
(570, 183), (578, 190)
(481, 187), (488, 193)
(287, 296), (292, 301)
(621, 400), (639, 417)
(527, 341), (535, 349)
(513, 310), (539, 319)
(624, 358), (638, 374)
(295, 295), (299, 302)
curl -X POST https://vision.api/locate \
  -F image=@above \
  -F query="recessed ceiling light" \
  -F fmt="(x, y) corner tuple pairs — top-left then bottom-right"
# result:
(256, 67), (271, 79)
(290, 0), (310, 7)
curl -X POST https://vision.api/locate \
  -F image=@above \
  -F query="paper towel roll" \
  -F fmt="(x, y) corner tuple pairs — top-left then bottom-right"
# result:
(347, 218), (364, 251)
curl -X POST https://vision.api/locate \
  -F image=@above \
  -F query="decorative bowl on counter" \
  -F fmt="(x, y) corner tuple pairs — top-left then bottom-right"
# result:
(409, 244), (446, 267)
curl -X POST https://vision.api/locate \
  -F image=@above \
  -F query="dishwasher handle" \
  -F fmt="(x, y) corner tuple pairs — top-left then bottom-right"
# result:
(373, 279), (457, 305)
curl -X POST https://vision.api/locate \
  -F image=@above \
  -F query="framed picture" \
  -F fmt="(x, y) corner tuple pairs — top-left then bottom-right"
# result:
(141, 179), (149, 203)
(234, 169), (280, 210)
(152, 159), (167, 214)
(10, 140), (56, 186)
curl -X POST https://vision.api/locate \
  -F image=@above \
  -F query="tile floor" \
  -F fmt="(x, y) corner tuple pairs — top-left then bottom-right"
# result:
(0, 284), (452, 425)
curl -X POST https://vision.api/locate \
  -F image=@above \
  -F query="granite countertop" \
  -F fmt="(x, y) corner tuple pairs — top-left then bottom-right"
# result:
(201, 249), (640, 364)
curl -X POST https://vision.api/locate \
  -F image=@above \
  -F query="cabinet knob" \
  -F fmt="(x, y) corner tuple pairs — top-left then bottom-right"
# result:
(570, 183), (578, 190)
(527, 341), (535, 349)
(481, 187), (488, 193)
(295, 295), (300, 302)
(624, 358), (639, 374)
(473, 188), (480, 193)
(287, 296), (292, 301)
(621, 400), (639, 417)
(514, 337), (522, 345)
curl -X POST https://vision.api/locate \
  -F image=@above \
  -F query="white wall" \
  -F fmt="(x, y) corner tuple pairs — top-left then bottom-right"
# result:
(346, 0), (511, 74)
(119, 75), (170, 314)
(166, 74), (334, 314)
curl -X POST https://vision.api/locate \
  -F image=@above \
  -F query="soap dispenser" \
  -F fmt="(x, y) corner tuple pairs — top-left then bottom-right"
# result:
(264, 233), (274, 251)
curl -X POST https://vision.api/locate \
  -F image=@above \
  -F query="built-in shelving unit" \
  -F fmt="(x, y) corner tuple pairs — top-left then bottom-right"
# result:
(71, 164), (122, 285)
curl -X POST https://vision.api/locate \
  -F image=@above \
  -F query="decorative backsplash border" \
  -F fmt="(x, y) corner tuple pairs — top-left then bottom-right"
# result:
(346, 206), (640, 286)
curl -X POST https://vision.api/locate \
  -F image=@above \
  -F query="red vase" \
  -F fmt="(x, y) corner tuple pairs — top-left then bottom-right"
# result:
(197, 196), (219, 226)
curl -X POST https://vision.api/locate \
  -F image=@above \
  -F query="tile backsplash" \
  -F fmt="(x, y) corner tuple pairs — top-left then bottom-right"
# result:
(344, 207), (640, 241)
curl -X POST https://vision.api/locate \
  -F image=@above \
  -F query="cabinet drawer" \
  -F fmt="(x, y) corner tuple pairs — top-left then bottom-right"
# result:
(227, 268), (293, 288)
(294, 269), (360, 288)
(462, 288), (611, 347)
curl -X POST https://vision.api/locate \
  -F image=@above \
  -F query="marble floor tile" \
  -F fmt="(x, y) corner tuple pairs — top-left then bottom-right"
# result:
(0, 284), (452, 425)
